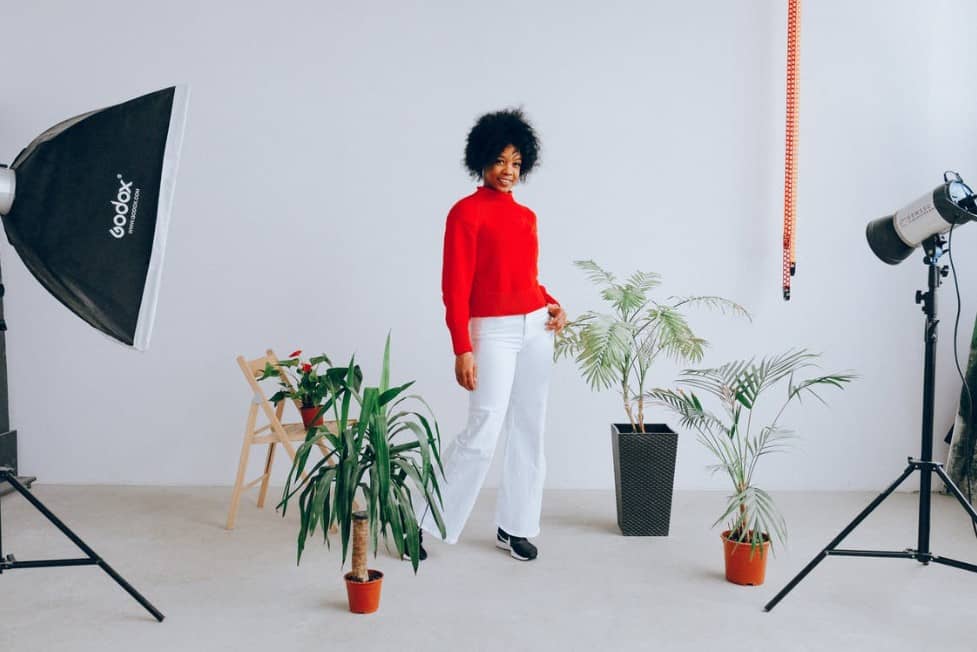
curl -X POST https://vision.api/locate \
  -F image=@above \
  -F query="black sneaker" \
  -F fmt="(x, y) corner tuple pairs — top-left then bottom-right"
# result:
(496, 528), (538, 561)
(402, 530), (427, 562)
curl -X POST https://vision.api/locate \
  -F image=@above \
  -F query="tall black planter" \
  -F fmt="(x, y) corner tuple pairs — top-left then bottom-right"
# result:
(611, 423), (678, 536)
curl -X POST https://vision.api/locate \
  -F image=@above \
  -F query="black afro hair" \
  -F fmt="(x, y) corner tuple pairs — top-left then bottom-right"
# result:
(464, 108), (540, 180)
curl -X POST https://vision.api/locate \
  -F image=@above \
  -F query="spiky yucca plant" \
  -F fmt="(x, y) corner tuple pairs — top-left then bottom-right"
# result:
(647, 350), (854, 551)
(555, 259), (749, 432)
(278, 334), (445, 573)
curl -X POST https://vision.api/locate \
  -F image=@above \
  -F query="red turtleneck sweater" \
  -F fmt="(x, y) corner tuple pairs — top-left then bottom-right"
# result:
(442, 186), (559, 355)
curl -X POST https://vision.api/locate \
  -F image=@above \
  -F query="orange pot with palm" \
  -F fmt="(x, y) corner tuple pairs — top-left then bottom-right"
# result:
(722, 530), (770, 586)
(647, 351), (854, 585)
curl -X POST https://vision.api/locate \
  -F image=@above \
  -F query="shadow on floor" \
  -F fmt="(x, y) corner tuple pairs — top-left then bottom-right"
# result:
(320, 597), (350, 612)
(544, 512), (619, 535)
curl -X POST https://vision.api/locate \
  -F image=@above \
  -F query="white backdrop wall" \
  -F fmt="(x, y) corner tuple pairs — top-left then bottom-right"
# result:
(2, 0), (976, 491)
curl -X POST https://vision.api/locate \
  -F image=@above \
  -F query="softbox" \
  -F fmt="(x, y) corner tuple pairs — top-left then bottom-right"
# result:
(0, 86), (189, 350)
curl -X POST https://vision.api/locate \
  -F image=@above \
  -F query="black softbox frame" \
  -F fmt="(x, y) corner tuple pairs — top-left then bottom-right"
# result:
(1, 85), (189, 349)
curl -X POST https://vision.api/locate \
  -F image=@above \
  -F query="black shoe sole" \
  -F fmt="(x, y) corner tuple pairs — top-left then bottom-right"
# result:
(401, 540), (427, 562)
(495, 538), (536, 561)
(401, 554), (426, 561)
(401, 551), (427, 562)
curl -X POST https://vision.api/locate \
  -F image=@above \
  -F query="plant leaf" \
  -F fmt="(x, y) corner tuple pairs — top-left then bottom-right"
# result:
(574, 259), (616, 287)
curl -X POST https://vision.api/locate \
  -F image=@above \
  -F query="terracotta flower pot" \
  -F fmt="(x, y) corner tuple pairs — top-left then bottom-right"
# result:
(344, 569), (383, 614)
(721, 530), (770, 586)
(300, 406), (324, 429)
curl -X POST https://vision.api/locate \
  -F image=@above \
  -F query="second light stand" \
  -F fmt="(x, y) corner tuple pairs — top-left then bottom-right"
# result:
(765, 234), (977, 611)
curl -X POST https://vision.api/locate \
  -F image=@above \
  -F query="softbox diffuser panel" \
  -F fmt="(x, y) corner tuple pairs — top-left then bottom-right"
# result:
(2, 85), (189, 350)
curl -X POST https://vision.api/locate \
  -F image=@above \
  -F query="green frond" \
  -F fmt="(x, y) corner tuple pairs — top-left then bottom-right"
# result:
(754, 349), (820, 394)
(789, 372), (857, 403)
(677, 361), (752, 403)
(647, 306), (706, 363)
(276, 336), (446, 571)
(644, 388), (726, 434)
(576, 316), (633, 391)
(717, 486), (787, 551)
(574, 259), (616, 287)
(669, 295), (752, 321)
(650, 348), (855, 554)
(625, 270), (662, 295)
(554, 313), (598, 362)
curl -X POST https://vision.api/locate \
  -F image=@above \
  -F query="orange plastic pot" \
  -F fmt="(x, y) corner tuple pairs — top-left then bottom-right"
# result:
(300, 406), (324, 429)
(344, 570), (383, 614)
(721, 530), (770, 586)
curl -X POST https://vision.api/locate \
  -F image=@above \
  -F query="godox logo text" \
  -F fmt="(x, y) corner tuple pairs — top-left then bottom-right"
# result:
(109, 174), (133, 239)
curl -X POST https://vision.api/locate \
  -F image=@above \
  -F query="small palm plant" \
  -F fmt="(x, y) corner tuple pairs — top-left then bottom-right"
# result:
(555, 259), (749, 432)
(647, 350), (854, 550)
(278, 334), (445, 574)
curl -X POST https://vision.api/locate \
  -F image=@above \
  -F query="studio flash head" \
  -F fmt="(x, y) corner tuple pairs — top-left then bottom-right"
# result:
(866, 171), (977, 264)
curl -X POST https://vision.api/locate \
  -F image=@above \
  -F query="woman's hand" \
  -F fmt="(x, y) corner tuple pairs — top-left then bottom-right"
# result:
(545, 304), (567, 333)
(455, 352), (477, 391)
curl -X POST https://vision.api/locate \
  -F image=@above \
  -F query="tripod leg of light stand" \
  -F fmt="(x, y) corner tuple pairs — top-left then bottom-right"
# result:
(934, 465), (977, 524)
(921, 465), (977, 573)
(0, 471), (164, 622)
(763, 464), (916, 612)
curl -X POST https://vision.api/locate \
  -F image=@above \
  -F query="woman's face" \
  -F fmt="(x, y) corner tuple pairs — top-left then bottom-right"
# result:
(482, 145), (522, 193)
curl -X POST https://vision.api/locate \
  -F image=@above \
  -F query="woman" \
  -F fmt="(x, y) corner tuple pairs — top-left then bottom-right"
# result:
(416, 108), (566, 562)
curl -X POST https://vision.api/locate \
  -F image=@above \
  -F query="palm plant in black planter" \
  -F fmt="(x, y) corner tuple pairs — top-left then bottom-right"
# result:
(278, 334), (446, 613)
(556, 259), (748, 535)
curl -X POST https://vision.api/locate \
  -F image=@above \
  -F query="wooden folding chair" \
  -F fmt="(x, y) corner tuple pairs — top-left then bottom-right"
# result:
(226, 349), (337, 530)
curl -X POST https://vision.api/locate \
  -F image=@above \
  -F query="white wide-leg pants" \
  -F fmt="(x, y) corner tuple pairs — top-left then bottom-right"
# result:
(419, 305), (554, 543)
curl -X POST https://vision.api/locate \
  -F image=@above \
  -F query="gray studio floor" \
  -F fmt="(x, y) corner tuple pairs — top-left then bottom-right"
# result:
(1, 485), (975, 652)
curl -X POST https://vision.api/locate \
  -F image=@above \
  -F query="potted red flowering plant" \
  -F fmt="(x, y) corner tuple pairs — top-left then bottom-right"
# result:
(259, 349), (331, 428)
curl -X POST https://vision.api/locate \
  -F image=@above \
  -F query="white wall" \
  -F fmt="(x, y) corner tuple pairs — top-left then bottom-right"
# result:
(1, 0), (976, 491)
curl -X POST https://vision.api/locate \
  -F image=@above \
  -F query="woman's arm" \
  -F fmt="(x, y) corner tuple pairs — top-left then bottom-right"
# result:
(442, 204), (479, 355)
(443, 203), (479, 390)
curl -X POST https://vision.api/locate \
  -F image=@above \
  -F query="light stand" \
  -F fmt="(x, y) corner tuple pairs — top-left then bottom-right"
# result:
(0, 269), (162, 620)
(0, 466), (164, 621)
(0, 86), (187, 624)
(0, 260), (34, 495)
(765, 234), (977, 611)
(0, 256), (159, 621)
